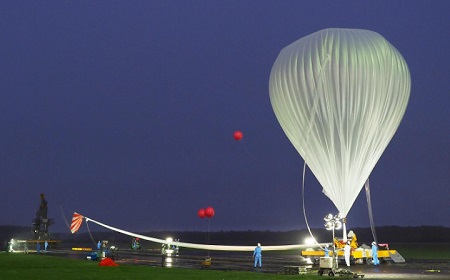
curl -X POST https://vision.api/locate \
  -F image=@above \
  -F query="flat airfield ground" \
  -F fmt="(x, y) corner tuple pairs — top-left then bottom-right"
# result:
(43, 245), (450, 279)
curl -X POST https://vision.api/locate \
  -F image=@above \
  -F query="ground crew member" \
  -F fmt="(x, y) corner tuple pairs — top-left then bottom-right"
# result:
(344, 241), (351, 266)
(372, 241), (380, 265)
(253, 243), (262, 268)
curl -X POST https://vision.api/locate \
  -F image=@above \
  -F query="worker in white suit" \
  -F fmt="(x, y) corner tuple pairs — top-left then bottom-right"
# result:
(344, 241), (351, 266)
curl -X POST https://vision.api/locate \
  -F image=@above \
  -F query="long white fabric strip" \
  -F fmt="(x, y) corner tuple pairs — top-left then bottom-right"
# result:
(84, 215), (327, 251)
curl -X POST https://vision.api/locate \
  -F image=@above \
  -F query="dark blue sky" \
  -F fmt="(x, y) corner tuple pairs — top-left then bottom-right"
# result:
(1, 1), (449, 234)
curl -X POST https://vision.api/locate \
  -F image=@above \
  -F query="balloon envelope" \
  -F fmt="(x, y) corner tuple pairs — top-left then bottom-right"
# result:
(269, 28), (410, 217)
(205, 206), (215, 218)
(198, 208), (205, 219)
(233, 131), (243, 141)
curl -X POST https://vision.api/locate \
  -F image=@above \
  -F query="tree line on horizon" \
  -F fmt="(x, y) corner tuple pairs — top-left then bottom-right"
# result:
(1, 225), (449, 247)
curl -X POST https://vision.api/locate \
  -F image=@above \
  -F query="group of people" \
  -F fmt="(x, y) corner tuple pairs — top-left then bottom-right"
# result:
(254, 240), (379, 270)
(36, 240), (49, 253)
(343, 240), (379, 266)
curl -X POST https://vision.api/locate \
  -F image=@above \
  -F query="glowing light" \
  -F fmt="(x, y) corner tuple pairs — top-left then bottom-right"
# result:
(304, 237), (316, 245)
(165, 257), (173, 267)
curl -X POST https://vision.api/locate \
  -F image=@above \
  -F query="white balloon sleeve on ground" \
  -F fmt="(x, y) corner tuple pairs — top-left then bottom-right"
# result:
(84, 215), (326, 251)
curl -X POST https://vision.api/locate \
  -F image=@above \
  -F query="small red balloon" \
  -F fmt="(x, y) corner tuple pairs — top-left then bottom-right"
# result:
(233, 131), (243, 141)
(205, 206), (215, 218)
(198, 208), (205, 219)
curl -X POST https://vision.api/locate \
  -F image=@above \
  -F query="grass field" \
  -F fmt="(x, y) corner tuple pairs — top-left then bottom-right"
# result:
(391, 243), (450, 260)
(0, 252), (321, 280)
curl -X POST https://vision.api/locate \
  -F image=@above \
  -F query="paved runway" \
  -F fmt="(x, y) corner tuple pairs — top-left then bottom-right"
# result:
(50, 247), (450, 279)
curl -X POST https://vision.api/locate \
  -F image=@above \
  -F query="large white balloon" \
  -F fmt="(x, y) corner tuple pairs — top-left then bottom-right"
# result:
(269, 29), (410, 218)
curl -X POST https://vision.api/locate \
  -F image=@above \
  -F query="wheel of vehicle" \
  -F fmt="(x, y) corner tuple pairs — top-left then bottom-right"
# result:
(318, 269), (323, 276)
(328, 271), (335, 277)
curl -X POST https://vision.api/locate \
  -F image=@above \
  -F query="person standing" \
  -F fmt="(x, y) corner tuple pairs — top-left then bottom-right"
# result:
(323, 245), (329, 257)
(344, 241), (351, 267)
(7, 240), (13, 252)
(101, 240), (108, 259)
(253, 243), (262, 268)
(371, 241), (380, 265)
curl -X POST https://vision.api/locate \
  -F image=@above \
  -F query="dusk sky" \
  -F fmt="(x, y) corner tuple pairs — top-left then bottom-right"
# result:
(1, 1), (449, 236)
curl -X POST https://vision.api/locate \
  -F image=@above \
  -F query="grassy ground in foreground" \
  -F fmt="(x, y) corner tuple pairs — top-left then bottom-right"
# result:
(0, 253), (322, 280)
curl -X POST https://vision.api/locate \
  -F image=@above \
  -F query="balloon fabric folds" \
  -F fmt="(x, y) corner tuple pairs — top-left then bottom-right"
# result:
(269, 29), (411, 218)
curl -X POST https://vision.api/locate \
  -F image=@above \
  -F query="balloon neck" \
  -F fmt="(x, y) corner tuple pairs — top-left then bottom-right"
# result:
(342, 221), (347, 242)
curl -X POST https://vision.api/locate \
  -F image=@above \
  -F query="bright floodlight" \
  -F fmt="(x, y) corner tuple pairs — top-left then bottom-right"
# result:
(166, 237), (173, 243)
(324, 213), (343, 230)
(325, 221), (334, 230)
(324, 213), (333, 222)
(304, 237), (316, 245)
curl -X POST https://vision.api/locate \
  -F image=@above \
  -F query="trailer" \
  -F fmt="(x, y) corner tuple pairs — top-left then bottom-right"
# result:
(302, 247), (405, 265)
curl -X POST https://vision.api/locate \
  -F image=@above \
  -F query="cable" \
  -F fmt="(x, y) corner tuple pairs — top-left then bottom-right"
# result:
(302, 161), (324, 247)
(85, 219), (97, 247)
(59, 205), (71, 230)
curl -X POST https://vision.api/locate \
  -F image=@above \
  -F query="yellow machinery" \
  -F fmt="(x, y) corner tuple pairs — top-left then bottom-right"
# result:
(302, 231), (405, 264)
(334, 230), (358, 249)
(201, 258), (211, 269)
(302, 247), (401, 264)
